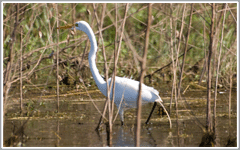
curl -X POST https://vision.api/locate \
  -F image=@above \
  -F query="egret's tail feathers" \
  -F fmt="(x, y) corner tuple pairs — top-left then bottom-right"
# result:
(155, 98), (163, 103)
(155, 94), (163, 102)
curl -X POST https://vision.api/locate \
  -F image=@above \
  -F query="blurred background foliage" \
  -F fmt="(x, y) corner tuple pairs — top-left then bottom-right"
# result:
(3, 3), (237, 92)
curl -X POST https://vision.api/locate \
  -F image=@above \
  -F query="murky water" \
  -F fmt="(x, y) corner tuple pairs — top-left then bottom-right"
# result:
(4, 90), (237, 147)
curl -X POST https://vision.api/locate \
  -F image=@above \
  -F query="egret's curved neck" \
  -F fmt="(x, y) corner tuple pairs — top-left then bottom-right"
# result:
(83, 25), (106, 90)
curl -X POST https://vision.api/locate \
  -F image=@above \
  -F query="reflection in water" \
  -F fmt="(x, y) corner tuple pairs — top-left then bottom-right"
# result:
(113, 126), (163, 147)
(4, 120), (29, 147)
(3, 91), (237, 147)
(113, 126), (136, 147)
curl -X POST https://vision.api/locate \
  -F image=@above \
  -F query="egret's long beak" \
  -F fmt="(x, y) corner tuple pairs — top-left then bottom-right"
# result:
(57, 24), (75, 29)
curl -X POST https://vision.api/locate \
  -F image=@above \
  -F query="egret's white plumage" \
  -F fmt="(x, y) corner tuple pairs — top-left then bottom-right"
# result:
(74, 21), (164, 123)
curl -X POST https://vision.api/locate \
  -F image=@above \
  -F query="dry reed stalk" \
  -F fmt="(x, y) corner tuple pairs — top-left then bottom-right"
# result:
(174, 3), (186, 69)
(136, 3), (152, 147)
(72, 3), (75, 24)
(169, 3), (180, 146)
(106, 3), (120, 124)
(177, 4), (193, 98)
(92, 5), (115, 145)
(213, 3), (227, 136)
(198, 11), (207, 85)
(103, 3), (131, 123)
(101, 4), (114, 146)
(212, 4), (225, 79)
(56, 4), (60, 112)
(95, 3), (129, 130)
(169, 3), (186, 115)
(207, 3), (215, 133)
(110, 3), (129, 122)
(111, 3), (118, 119)
(169, 3), (176, 116)
(20, 25), (23, 114)
(3, 4), (19, 121)
(93, 3), (110, 127)
(229, 58), (232, 120)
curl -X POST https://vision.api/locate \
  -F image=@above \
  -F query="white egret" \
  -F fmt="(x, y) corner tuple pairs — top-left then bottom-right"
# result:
(58, 21), (171, 126)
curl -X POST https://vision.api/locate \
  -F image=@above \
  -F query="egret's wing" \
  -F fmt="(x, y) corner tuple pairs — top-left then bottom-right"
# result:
(115, 77), (159, 96)
(142, 84), (159, 96)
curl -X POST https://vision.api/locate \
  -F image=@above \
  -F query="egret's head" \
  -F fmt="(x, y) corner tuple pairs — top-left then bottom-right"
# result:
(74, 21), (89, 31)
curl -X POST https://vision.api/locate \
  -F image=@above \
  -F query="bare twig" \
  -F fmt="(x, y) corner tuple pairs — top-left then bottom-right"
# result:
(144, 47), (193, 80)
(226, 4), (237, 23)
(193, 6), (211, 26)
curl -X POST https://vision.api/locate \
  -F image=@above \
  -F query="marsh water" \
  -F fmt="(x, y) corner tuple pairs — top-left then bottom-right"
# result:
(4, 89), (237, 147)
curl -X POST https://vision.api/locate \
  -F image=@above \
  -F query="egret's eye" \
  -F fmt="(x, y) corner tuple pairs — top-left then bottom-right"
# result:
(75, 23), (78, 27)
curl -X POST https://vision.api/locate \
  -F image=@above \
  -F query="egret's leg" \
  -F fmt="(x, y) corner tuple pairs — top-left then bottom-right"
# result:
(95, 115), (103, 131)
(119, 108), (124, 126)
(145, 102), (157, 124)
(121, 121), (124, 126)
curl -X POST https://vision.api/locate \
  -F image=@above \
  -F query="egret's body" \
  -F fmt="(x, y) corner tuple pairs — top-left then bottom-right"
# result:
(104, 76), (162, 121)
(69, 21), (165, 124)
